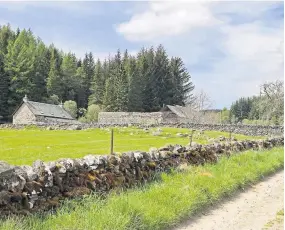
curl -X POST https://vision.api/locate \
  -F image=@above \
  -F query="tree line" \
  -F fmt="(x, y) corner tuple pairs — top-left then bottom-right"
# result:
(0, 24), (195, 121)
(230, 80), (284, 125)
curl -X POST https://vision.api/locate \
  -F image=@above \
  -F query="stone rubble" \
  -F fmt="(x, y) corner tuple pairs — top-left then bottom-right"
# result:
(0, 136), (283, 215)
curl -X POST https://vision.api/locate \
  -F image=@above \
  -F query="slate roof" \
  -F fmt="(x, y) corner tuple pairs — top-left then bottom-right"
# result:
(26, 101), (74, 119)
(13, 99), (75, 120)
(166, 105), (188, 118)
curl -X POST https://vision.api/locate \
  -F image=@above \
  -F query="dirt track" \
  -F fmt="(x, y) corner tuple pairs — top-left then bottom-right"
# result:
(174, 170), (284, 230)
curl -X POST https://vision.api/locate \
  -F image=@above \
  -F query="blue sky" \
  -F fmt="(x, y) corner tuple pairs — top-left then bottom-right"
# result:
(0, 1), (283, 109)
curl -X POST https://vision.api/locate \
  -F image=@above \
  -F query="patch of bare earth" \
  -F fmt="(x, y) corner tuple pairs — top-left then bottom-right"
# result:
(174, 170), (284, 230)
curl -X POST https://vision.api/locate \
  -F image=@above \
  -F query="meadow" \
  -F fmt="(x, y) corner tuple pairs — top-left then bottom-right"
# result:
(0, 126), (264, 165)
(0, 146), (283, 230)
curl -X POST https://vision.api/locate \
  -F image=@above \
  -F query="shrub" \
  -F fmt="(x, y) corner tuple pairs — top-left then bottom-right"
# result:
(84, 104), (102, 122)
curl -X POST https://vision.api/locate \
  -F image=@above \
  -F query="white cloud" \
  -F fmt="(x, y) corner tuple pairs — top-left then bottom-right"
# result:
(116, 1), (284, 108)
(116, 2), (221, 42)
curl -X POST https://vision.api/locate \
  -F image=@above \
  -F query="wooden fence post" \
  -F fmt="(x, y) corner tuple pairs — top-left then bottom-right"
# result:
(110, 129), (114, 154)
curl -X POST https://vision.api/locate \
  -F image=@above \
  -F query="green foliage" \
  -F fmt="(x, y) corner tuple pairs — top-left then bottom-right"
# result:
(231, 81), (284, 125)
(128, 57), (143, 111)
(63, 100), (77, 118)
(4, 29), (36, 113)
(103, 77), (116, 111)
(81, 52), (94, 108)
(221, 107), (230, 123)
(0, 147), (283, 229)
(89, 59), (105, 105)
(0, 52), (9, 118)
(84, 104), (101, 122)
(60, 53), (79, 101)
(0, 25), (14, 119)
(152, 45), (171, 109)
(0, 25), (195, 120)
(46, 94), (60, 105)
(169, 57), (195, 105)
(230, 97), (253, 122)
(47, 46), (62, 99)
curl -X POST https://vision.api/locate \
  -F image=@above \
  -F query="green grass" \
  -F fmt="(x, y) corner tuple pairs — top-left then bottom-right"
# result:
(0, 147), (283, 230)
(263, 209), (284, 229)
(0, 127), (264, 165)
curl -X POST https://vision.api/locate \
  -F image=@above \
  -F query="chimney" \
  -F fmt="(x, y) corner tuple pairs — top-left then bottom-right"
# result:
(23, 94), (28, 103)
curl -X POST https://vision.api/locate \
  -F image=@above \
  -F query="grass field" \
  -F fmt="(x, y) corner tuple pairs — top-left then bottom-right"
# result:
(0, 147), (283, 230)
(0, 126), (265, 165)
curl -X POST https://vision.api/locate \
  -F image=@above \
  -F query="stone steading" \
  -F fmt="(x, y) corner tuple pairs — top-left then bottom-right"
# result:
(0, 137), (283, 215)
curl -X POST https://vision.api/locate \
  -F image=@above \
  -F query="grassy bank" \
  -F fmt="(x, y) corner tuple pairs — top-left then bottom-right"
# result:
(0, 146), (283, 230)
(0, 127), (264, 165)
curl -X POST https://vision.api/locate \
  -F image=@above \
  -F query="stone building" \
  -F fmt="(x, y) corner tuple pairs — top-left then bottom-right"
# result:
(12, 95), (78, 125)
(98, 105), (192, 125)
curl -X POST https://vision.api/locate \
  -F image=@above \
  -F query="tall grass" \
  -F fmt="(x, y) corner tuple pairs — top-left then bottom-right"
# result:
(0, 147), (283, 230)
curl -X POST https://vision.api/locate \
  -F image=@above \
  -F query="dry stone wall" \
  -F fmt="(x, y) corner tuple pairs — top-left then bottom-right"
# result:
(0, 122), (283, 136)
(174, 123), (284, 136)
(0, 137), (283, 215)
(98, 112), (166, 125)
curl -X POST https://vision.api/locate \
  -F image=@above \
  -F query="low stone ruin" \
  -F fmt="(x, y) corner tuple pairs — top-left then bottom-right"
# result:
(0, 137), (283, 215)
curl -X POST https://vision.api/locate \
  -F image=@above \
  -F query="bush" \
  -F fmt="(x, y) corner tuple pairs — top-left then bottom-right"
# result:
(63, 100), (77, 118)
(81, 104), (102, 122)
(78, 116), (88, 123)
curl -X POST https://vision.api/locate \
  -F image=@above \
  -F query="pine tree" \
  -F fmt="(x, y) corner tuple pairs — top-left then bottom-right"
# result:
(89, 59), (105, 105)
(169, 57), (195, 105)
(103, 77), (116, 111)
(82, 52), (94, 107)
(0, 26), (197, 116)
(74, 66), (86, 108)
(77, 59), (82, 68)
(4, 29), (36, 112)
(47, 46), (63, 100)
(60, 52), (78, 101)
(115, 64), (128, 111)
(0, 24), (14, 119)
(152, 44), (172, 110)
(128, 57), (143, 111)
(31, 40), (50, 102)
(122, 49), (131, 83)
(139, 47), (155, 112)
(0, 54), (9, 119)
(106, 50), (128, 111)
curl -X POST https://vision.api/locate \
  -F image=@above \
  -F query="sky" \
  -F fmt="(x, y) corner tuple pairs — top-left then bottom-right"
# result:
(0, 0), (283, 109)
